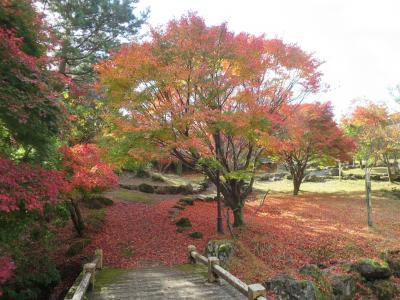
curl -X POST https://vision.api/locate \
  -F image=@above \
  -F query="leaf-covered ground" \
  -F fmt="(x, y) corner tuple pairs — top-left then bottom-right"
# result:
(84, 190), (400, 283)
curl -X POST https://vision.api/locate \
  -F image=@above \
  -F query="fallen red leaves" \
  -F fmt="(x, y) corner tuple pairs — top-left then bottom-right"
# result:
(85, 200), (219, 267)
(85, 193), (400, 283)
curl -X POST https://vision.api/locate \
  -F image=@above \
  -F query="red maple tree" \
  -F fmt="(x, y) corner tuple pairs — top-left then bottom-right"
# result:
(97, 13), (322, 226)
(274, 102), (354, 195)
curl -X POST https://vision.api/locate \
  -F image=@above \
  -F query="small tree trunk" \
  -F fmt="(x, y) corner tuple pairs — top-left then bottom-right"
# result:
(359, 159), (363, 169)
(68, 199), (85, 236)
(232, 207), (244, 227)
(338, 161), (342, 181)
(292, 175), (302, 196)
(365, 167), (373, 227)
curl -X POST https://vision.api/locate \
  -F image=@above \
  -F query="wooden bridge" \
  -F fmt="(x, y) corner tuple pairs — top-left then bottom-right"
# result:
(65, 247), (267, 300)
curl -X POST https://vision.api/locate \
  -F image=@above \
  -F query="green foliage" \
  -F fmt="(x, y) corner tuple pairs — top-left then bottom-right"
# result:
(189, 231), (203, 239)
(45, 0), (148, 82)
(175, 217), (192, 228)
(0, 1), (65, 160)
(197, 156), (223, 171)
(0, 209), (61, 299)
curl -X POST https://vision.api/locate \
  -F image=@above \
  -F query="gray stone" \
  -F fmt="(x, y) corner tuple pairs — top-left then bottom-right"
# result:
(205, 240), (234, 266)
(323, 271), (356, 300)
(351, 259), (392, 280)
(368, 279), (397, 300)
(264, 274), (317, 300)
(382, 249), (400, 277)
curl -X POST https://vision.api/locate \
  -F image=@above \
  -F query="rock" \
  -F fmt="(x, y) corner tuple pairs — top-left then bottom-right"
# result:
(138, 183), (155, 193)
(323, 271), (356, 300)
(205, 240), (234, 266)
(304, 174), (325, 182)
(300, 264), (356, 300)
(351, 259), (392, 280)
(175, 217), (192, 228)
(382, 249), (400, 277)
(264, 274), (318, 300)
(151, 174), (165, 182)
(120, 183), (137, 190)
(189, 231), (203, 239)
(178, 184), (194, 195)
(327, 168), (339, 176)
(371, 174), (381, 181)
(66, 239), (91, 257)
(136, 169), (151, 178)
(368, 279), (397, 300)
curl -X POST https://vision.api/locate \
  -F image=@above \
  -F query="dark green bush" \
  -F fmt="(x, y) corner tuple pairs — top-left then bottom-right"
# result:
(138, 183), (155, 193)
(175, 217), (192, 228)
(189, 231), (203, 239)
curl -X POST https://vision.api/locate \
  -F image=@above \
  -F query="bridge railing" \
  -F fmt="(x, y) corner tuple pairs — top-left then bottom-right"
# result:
(64, 249), (103, 300)
(188, 245), (267, 300)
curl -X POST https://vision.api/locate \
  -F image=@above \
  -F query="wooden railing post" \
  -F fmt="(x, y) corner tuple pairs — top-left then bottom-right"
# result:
(248, 283), (266, 300)
(207, 256), (220, 283)
(83, 263), (96, 290)
(95, 249), (103, 269)
(187, 245), (197, 264)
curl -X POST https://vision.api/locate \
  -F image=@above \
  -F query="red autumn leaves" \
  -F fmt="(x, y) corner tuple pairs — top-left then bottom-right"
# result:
(59, 144), (118, 192)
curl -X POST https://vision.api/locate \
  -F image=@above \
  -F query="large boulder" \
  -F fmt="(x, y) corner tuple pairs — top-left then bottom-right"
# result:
(205, 240), (234, 266)
(299, 264), (356, 300)
(368, 279), (397, 300)
(382, 250), (400, 277)
(323, 271), (356, 300)
(351, 259), (392, 280)
(264, 274), (318, 300)
(138, 183), (155, 193)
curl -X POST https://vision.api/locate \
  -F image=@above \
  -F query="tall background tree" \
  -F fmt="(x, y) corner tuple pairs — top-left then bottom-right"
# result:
(43, 0), (148, 82)
(275, 102), (354, 195)
(98, 14), (322, 226)
(39, 0), (148, 145)
(343, 102), (397, 226)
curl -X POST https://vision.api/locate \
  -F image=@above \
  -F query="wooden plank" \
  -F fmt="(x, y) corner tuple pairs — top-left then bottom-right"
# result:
(213, 264), (248, 296)
(193, 252), (208, 265)
(71, 273), (91, 300)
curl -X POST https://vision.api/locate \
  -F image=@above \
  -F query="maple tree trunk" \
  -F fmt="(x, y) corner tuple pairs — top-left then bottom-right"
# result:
(292, 172), (304, 196)
(68, 199), (85, 236)
(232, 206), (244, 227)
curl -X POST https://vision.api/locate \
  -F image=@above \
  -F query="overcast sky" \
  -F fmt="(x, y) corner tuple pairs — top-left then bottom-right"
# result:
(136, 0), (400, 118)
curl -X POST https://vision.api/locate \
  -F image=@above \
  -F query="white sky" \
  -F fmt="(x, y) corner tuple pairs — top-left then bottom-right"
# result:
(136, 0), (400, 118)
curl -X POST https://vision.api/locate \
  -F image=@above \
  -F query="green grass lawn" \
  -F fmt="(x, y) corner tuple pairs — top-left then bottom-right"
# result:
(254, 178), (398, 195)
(343, 167), (388, 176)
(107, 189), (155, 204)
